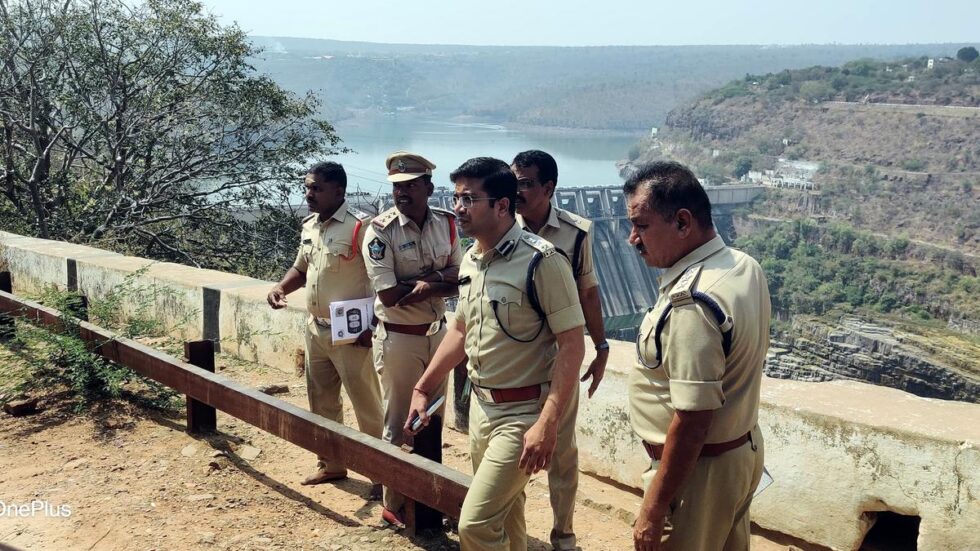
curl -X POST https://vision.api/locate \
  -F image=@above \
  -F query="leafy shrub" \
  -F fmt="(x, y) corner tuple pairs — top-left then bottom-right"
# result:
(902, 159), (925, 171)
(2, 282), (180, 413)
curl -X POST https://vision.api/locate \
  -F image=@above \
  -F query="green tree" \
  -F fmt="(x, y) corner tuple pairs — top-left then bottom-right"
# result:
(799, 80), (834, 103)
(0, 0), (340, 273)
(733, 156), (753, 178)
(956, 46), (979, 63)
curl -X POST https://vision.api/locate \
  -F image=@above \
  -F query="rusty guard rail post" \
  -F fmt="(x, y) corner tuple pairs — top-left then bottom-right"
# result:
(184, 340), (217, 434)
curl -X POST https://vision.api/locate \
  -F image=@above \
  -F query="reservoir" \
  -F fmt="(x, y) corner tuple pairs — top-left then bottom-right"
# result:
(325, 116), (640, 195)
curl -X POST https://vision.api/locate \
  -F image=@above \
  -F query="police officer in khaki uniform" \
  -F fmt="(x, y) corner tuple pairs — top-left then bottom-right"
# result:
(405, 157), (586, 551)
(512, 149), (609, 551)
(362, 151), (462, 525)
(267, 162), (384, 497)
(625, 161), (770, 551)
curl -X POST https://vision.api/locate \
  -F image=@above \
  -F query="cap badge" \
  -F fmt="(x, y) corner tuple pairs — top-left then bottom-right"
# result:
(396, 159), (407, 172)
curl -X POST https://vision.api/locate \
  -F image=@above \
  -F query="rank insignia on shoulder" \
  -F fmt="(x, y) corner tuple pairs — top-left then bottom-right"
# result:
(669, 265), (702, 307)
(368, 237), (386, 260)
(556, 208), (592, 232)
(521, 233), (554, 256)
(348, 207), (370, 221)
(372, 209), (399, 228)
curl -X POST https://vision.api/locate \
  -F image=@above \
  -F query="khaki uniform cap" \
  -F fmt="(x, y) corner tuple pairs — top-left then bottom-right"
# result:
(385, 151), (436, 182)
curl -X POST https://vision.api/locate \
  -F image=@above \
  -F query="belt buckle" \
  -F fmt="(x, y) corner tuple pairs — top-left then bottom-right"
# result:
(424, 320), (441, 336)
(472, 385), (494, 403)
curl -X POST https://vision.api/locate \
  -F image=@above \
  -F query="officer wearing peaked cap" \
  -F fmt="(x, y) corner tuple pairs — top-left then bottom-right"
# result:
(362, 151), (463, 525)
(267, 162), (384, 497)
(625, 161), (770, 551)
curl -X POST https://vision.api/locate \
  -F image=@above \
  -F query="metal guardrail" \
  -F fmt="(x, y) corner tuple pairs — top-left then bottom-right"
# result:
(0, 276), (469, 529)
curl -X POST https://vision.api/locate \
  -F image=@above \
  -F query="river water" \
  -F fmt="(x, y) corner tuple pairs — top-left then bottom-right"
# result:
(325, 116), (640, 196)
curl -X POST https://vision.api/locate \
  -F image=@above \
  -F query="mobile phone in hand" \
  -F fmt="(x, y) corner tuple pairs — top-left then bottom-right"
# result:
(410, 395), (445, 432)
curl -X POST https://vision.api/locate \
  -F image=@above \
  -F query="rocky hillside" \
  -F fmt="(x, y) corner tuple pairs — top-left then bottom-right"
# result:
(631, 54), (980, 400)
(636, 55), (980, 254)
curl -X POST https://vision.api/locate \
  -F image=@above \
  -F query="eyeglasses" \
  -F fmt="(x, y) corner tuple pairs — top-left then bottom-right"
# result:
(451, 195), (497, 208)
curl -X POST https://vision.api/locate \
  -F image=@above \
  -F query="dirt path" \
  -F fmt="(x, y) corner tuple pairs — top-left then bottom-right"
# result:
(0, 340), (791, 550)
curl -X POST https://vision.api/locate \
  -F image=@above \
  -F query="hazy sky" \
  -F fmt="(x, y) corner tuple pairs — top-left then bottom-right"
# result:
(198, 0), (978, 46)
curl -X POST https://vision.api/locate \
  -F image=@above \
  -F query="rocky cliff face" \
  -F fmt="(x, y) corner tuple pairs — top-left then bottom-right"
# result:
(766, 316), (979, 403)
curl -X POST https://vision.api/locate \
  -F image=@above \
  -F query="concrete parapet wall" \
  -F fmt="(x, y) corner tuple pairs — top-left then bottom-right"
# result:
(219, 284), (308, 372)
(2, 230), (978, 550)
(756, 380), (979, 550)
(580, 340), (980, 550)
(0, 231), (306, 369)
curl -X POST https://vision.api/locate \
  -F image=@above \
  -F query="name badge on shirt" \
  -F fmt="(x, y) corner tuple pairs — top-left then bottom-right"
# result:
(398, 241), (417, 252)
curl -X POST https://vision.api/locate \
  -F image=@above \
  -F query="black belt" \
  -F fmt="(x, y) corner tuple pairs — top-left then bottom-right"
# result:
(383, 318), (445, 336)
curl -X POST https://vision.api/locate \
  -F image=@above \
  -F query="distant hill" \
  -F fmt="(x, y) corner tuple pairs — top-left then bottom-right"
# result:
(636, 55), (980, 254)
(246, 38), (971, 130)
(630, 54), (980, 358)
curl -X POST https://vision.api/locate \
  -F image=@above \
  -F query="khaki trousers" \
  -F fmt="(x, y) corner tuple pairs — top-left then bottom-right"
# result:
(373, 324), (447, 513)
(458, 386), (549, 551)
(548, 383), (579, 550)
(641, 425), (765, 551)
(305, 319), (384, 473)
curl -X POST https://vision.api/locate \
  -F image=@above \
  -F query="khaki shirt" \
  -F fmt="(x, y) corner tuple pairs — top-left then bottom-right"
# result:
(292, 201), (373, 319)
(629, 235), (771, 445)
(517, 205), (598, 290)
(456, 222), (585, 389)
(362, 207), (463, 325)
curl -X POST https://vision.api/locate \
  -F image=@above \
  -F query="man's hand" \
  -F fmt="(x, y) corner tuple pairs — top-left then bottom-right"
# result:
(580, 348), (609, 398)
(267, 287), (288, 309)
(518, 418), (557, 475)
(395, 280), (432, 307)
(633, 509), (666, 551)
(403, 388), (431, 436)
(355, 328), (373, 348)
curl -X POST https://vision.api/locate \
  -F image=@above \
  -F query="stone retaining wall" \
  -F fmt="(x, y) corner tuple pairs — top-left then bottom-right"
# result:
(2, 230), (978, 550)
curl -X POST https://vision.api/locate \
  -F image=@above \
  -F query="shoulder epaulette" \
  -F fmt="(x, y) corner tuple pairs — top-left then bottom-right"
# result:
(556, 208), (592, 233)
(347, 207), (371, 222)
(431, 206), (456, 219)
(669, 264), (702, 308)
(431, 207), (458, 247)
(371, 208), (400, 229)
(520, 232), (556, 257)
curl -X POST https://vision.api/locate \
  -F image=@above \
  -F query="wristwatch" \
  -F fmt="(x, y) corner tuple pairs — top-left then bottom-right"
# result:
(595, 341), (610, 351)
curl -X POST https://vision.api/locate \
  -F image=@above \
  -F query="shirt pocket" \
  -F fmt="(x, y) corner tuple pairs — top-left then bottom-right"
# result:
(433, 239), (451, 270)
(485, 282), (526, 332)
(637, 307), (663, 370)
(394, 243), (422, 277)
(323, 239), (354, 272)
(300, 241), (314, 267)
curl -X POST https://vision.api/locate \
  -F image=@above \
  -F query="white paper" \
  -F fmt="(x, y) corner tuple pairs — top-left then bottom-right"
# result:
(753, 466), (774, 498)
(328, 297), (374, 344)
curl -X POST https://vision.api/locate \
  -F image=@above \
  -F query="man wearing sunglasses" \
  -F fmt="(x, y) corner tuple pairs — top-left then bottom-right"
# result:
(626, 161), (770, 551)
(406, 157), (585, 550)
(362, 151), (462, 526)
(511, 149), (608, 551)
